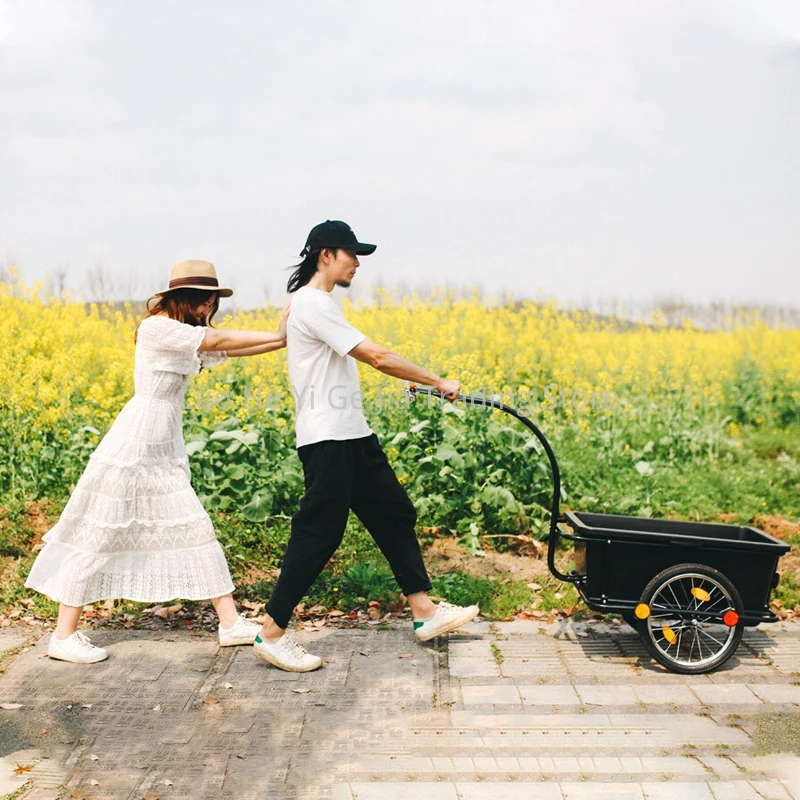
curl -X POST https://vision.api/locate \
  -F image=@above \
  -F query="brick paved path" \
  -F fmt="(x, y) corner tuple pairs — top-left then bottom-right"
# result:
(1, 619), (798, 799)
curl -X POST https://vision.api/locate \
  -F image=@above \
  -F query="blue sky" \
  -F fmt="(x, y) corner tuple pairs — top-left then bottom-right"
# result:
(1, 1), (798, 307)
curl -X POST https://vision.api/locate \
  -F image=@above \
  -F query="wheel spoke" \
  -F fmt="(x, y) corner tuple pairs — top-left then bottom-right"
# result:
(682, 580), (694, 610)
(703, 587), (728, 614)
(651, 601), (682, 611)
(649, 612), (680, 620)
(695, 629), (705, 662)
(667, 583), (683, 611)
(696, 627), (727, 649)
(684, 579), (695, 611)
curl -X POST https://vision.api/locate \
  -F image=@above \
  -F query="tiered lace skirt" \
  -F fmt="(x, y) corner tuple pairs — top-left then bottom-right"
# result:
(25, 395), (235, 606)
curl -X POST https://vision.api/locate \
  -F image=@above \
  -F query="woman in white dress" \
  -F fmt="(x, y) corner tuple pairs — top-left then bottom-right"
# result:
(25, 260), (288, 663)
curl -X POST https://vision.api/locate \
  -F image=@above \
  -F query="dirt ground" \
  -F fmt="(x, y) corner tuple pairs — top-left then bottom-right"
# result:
(424, 537), (553, 582)
(753, 514), (800, 574)
(0, 500), (56, 550)
(22, 502), (52, 549)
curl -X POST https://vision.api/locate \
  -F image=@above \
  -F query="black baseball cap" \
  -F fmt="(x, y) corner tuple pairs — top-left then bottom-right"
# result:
(299, 220), (377, 258)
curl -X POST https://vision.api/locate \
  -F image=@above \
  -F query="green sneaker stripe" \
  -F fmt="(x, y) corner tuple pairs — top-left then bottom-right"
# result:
(255, 635), (263, 644)
(413, 621), (425, 630)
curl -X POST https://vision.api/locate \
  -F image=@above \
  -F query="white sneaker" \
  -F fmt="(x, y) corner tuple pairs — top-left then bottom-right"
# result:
(218, 615), (262, 646)
(414, 602), (480, 642)
(48, 631), (108, 664)
(253, 633), (322, 672)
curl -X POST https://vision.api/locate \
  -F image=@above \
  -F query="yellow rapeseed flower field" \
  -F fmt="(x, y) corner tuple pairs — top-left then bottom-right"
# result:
(2, 277), (799, 497)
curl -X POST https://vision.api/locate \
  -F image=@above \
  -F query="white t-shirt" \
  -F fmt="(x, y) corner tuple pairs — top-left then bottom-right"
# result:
(287, 286), (373, 448)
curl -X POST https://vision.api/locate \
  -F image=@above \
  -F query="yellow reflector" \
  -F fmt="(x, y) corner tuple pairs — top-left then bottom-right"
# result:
(691, 587), (711, 602)
(662, 625), (678, 645)
(634, 603), (651, 620)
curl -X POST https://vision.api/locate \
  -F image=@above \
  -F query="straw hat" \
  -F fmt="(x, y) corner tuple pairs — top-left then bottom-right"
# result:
(155, 260), (233, 298)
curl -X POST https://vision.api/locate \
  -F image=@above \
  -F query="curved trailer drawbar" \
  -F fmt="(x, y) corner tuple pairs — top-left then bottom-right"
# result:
(409, 387), (790, 674)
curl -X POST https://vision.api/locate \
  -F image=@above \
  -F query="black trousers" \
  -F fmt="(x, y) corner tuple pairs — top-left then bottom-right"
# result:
(266, 434), (432, 629)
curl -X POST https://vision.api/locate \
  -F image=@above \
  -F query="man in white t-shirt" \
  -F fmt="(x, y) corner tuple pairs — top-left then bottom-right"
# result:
(254, 220), (479, 672)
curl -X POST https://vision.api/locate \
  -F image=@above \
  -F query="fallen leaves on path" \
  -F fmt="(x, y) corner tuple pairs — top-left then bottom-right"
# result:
(142, 604), (183, 619)
(770, 599), (800, 621)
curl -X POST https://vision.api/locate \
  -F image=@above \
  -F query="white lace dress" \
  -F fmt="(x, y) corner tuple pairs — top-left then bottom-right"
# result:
(25, 315), (236, 606)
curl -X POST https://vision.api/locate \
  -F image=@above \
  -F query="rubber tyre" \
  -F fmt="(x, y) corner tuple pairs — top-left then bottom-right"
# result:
(638, 562), (744, 675)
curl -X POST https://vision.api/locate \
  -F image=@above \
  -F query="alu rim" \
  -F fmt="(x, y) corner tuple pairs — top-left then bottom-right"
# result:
(645, 571), (738, 669)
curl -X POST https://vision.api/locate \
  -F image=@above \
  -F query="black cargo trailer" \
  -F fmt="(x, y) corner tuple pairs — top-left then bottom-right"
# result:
(409, 387), (790, 675)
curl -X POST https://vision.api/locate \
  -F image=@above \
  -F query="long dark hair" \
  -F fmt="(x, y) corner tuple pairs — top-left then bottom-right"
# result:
(286, 248), (339, 293)
(134, 288), (219, 342)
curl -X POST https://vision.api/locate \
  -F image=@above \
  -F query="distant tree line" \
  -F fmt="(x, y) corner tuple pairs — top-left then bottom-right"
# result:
(2, 261), (798, 330)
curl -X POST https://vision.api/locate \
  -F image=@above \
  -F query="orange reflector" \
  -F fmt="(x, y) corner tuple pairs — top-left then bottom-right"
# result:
(634, 603), (651, 620)
(691, 587), (711, 602)
(662, 625), (678, 645)
(723, 610), (739, 627)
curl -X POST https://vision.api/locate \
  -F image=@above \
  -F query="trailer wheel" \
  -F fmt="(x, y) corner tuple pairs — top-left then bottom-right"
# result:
(637, 563), (744, 675)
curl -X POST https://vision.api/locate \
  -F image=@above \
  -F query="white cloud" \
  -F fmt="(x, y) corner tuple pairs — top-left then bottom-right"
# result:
(0, 0), (92, 52)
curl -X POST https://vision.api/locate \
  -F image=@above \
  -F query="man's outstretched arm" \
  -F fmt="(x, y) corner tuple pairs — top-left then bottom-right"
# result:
(349, 338), (460, 400)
